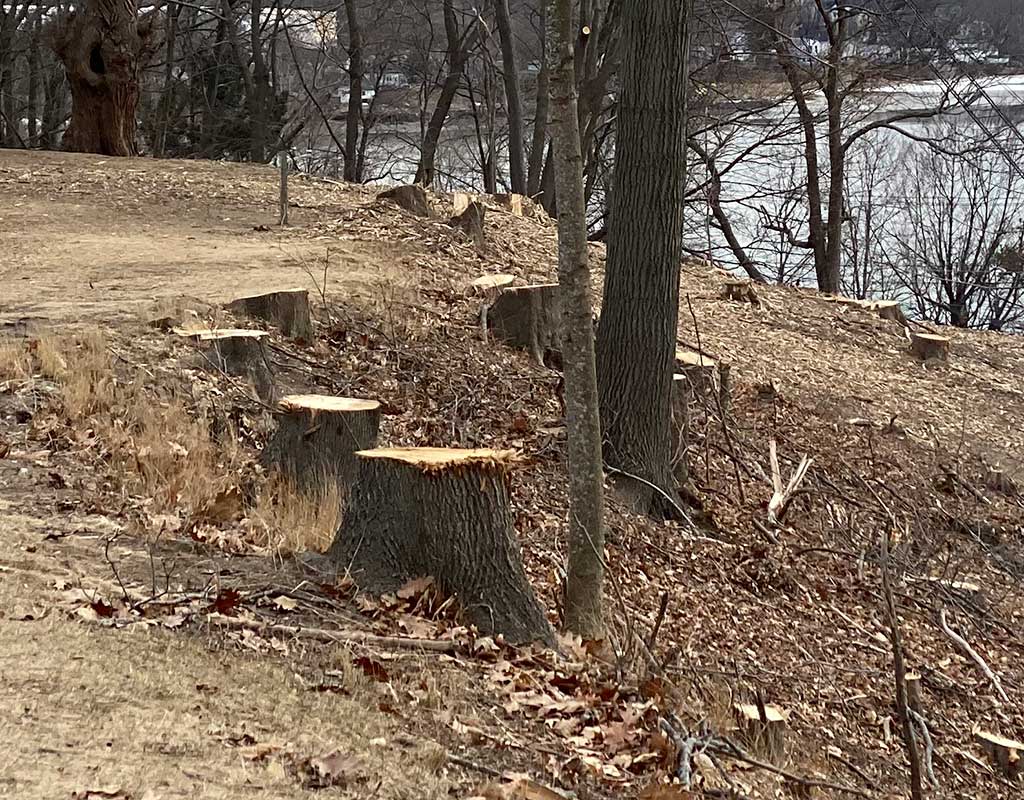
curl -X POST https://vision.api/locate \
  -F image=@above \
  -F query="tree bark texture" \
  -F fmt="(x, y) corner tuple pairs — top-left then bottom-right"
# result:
(595, 0), (690, 515)
(378, 184), (432, 217)
(265, 395), (379, 496)
(52, 0), (143, 155)
(526, 0), (549, 199)
(493, 0), (526, 195)
(225, 289), (313, 342)
(548, 0), (605, 639)
(449, 200), (487, 251)
(198, 330), (274, 402)
(327, 449), (554, 646)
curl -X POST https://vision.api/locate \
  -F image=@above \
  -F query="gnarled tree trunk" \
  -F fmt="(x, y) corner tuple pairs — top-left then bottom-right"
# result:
(52, 0), (143, 156)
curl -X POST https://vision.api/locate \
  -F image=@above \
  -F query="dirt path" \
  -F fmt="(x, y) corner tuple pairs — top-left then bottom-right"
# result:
(0, 149), (409, 326)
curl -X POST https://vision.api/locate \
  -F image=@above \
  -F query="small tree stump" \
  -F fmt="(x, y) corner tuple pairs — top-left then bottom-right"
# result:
(225, 289), (314, 342)
(910, 332), (950, 361)
(196, 329), (274, 402)
(871, 300), (907, 326)
(453, 191), (475, 216)
(723, 280), (760, 306)
(671, 374), (692, 484)
(974, 729), (1024, 780)
(734, 703), (788, 765)
(266, 395), (380, 495)
(468, 274), (516, 340)
(378, 184), (432, 217)
(327, 447), (554, 646)
(450, 201), (487, 250)
(488, 283), (562, 364)
(675, 350), (718, 406)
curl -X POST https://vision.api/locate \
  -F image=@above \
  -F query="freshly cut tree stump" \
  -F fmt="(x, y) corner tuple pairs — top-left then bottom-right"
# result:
(449, 201), (487, 250)
(910, 332), (951, 361)
(734, 703), (788, 765)
(225, 289), (314, 342)
(491, 192), (525, 216)
(488, 283), (562, 364)
(723, 280), (760, 306)
(905, 672), (923, 715)
(872, 300), (907, 326)
(327, 447), (554, 646)
(974, 728), (1024, 780)
(453, 191), (475, 216)
(675, 350), (719, 406)
(468, 274), (516, 340)
(266, 395), (381, 493)
(671, 374), (692, 482)
(196, 329), (274, 402)
(378, 184), (432, 217)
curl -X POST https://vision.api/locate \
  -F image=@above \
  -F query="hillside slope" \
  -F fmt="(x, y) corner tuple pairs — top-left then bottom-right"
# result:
(2, 149), (1023, 798)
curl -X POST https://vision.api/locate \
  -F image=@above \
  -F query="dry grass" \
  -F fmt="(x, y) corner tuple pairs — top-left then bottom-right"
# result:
(0, 339), (32, 382)
(250, 477), (344, 555)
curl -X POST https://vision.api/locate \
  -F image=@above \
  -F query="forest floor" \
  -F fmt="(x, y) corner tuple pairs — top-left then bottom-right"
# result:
(2, 149), (1024, 800)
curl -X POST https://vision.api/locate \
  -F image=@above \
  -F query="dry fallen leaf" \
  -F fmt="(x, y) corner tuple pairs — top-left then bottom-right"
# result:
(272, 595), (299, 612)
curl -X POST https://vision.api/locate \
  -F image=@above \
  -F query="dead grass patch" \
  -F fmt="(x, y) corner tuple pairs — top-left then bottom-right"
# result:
(0, 338), (32, 382)
(249, 477), (343, 555)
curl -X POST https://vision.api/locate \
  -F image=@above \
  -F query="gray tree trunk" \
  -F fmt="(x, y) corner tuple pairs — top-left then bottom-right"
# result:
(595, 0), (691, 516)
(493, 0), (526, 195)
(548, 0), (605, 639)
(342, 0), (363, 182)
(526, 0), (549, 199)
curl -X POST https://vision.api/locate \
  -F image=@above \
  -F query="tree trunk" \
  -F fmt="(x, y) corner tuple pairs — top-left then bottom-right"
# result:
(821, 15), (848, 296)
(548, 0), (605, 640)
(342, 0), (363, 182)
(526, 1), (549, 199)
(493, 0), (526, 195)
(52, 0), (143, 156)
(327, 448), (554, 646)
(154, 0), (179, 157)
(249, 0), (269, 162)
(595, 0), (690, 516)
(415, 0), (478, 187)
(27, 10), (41, 146)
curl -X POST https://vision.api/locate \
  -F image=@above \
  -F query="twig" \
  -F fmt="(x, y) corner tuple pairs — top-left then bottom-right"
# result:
(881, 527), (925, 800)
(647, 591), (669, 652)
(938, 609), (1009, 703)
(447, 753), (502, 778)
(909, 708), (938, 789)
(205, 613), (459, 653)
(603, 464), (696, 531)
(717, 738), (873, 798)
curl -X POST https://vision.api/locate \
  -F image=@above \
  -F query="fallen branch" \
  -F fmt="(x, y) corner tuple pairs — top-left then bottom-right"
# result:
(938, 609), (1009, 703)
(767, 439), (812, 525)
(205, 613), (460, 653)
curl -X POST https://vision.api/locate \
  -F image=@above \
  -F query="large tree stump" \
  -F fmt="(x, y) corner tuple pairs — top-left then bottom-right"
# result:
(196, 329), (274, 402)
(723, 280), (760, 306)
(675, 350), (719, 407)
(734, 703), (788, 765)
(468, 274), (516, 340)
(871, 300), (907, 326)
(225, 289), (314, 342)
(378, 184), (432, 217)
(449, 201), (487, 250)
(327, 447), (554, 646)
(910, 332), (951, 361)
(488, 283), (562, 364)
(975, 729), (1023, 780)
(265, 395), (380, 495)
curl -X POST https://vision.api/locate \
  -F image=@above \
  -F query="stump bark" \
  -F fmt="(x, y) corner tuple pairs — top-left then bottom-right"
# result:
(449, 201), (487, 250)
(491, 192), (525, 216)
(327, 447), (554, 646)
(225, 289), (314, 342)
(266, 395), (380, 494)
(675, 350), (719, 406)
(488, 283), (562, 364)
(378, 184), (432, 217)
(975, 729), (1023, 780)
(723, 280), (760, 306)
(905, 672), (923, 715)
(734, 703), (788, 765)
(671, 373), (691, 484)
(910, 332), (951, 361)
(468, 274), (516, 340)
(196, 329), (274, 402)
(872, 300), (907, 326)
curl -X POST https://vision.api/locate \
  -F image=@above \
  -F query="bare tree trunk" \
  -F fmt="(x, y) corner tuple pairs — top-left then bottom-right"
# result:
(27, 9), (41, 146)
(595, 0), (690, 516)
(526, 1), (549, 199)
(342, 0), (363, 182)
(415, 0), (478, 187)
(249, 0), (269, 161)
(52, 0), (143, 156)
(154, 0), (179, 157)
(548, 0), (604, 639)
(493, 0), (526, 195)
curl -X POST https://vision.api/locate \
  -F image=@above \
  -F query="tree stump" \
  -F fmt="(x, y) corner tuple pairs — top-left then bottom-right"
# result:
(675, 350), (719, 407)
(265, 395), (380, 495)
(468, 274), (516, 340)
(905, 673), (923, 715)
(378, 184), (432, 217)
(449, 201), (487, 250)
(974, 729), (1023, 780)
(488, 283), (562, 364)
(734, 703), (788, 765)
(225, 289), (314, 342)
(327, 447), (554, 646)
(871, 300), (907, 326)
(723, 280), (760, 306)
(196, 329), (274, 402)
(671, 374), (692, 483)
(491, 192), (525, 216)
(453, 191), (476, 216)
(910, 332), (951, 361)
